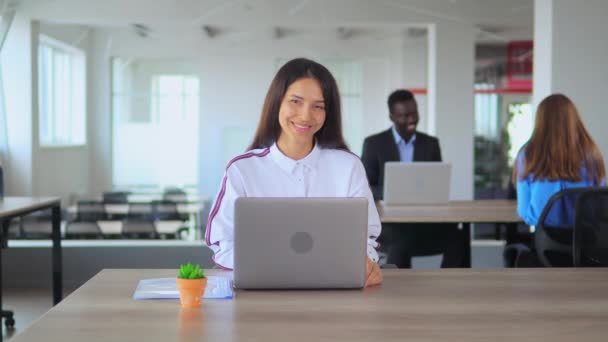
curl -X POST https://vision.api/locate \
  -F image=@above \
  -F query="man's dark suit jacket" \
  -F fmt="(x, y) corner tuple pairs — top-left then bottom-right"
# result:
(361, 128), (442, 200)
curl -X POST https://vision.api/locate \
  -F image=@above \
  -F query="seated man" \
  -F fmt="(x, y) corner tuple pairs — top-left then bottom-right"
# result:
(361, 89), (465, 268)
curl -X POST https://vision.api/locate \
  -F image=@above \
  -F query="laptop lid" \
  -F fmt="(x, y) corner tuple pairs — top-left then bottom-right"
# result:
(234, 197), (368, 289)
(383, 162), (451, 205)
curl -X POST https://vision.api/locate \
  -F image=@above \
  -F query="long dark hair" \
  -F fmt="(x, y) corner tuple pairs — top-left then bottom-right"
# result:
(512, 93), (605, 183)
(247, 58), (349, 151)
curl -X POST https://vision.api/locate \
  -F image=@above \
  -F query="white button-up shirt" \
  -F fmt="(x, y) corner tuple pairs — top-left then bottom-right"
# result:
(205, 142), (381, 269)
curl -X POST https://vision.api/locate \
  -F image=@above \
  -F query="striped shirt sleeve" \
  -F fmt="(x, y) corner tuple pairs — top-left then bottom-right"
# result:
(205, 165), (245, 270)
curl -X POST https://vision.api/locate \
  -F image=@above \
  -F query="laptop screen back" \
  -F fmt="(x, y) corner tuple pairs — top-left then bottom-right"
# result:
(383, 162), (451, 205)
(234, 197), (368, 289)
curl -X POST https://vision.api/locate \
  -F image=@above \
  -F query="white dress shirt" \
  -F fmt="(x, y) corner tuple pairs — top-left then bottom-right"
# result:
(392, 125), (416, 162)
(205, 142), (381, 269)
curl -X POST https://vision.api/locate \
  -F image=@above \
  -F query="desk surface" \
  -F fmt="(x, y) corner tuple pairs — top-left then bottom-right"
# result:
(11, 268), (608, 342)
(0, 197), (60, 219)
(378, 199), (521, 223)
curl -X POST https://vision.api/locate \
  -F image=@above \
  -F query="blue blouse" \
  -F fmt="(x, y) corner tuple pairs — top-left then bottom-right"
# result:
(516, 151), (605, 227)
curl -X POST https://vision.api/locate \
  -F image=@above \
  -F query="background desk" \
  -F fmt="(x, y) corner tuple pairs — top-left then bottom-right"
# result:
(377, 200), (522, 267)
(10, 268), (608, 342)
(0, 197), (62, 340)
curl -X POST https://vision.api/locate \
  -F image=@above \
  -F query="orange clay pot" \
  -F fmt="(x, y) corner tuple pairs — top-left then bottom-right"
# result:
(176, 278), (207, 308)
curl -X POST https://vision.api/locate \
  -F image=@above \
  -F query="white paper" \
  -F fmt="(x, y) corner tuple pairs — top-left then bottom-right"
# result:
(133, 276), (233, 300)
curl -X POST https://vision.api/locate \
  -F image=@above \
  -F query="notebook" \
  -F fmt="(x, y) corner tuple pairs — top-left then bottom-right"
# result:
(133, 276), (233, 300)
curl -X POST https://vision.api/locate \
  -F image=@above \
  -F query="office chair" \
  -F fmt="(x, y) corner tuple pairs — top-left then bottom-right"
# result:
(162, 187), (188, 203)
(152, 200), (188, 239)
(123, 203), (157, 238)
(20, 210), (53, 239)
(65, 201), (106, 239)
(122, 218), (158, 239)
(534, 187), (591, 267)
(102, 191), (130, 204)
(151, 200), (181, 221)
(573, 188), (608, 266)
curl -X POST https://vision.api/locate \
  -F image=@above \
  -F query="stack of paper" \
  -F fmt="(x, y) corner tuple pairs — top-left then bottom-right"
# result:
(133, 276), (233, 300)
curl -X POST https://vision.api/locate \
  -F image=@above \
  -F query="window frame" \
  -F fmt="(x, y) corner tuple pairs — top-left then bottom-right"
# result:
(37, 34), (87, 148)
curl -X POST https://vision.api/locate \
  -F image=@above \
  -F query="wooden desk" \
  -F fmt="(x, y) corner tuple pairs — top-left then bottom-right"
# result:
(10, 268), (608, 342)
(377, 200), (522, 267)
(0, 197), (62, 339)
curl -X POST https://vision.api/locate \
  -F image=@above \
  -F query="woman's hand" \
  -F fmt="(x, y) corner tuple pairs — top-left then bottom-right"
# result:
(364, 257), (383, 287)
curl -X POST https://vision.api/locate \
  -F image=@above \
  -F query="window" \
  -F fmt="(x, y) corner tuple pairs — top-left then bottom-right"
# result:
(38, 35), (86, 146)
(507, 102), (533, 165)
(111, 58), (200, 190)
(474, 83), (500, 140)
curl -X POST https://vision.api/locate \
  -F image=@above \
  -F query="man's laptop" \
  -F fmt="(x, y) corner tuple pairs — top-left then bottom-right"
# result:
(383, 162), (451, 205)
(233, 197), (368, 289)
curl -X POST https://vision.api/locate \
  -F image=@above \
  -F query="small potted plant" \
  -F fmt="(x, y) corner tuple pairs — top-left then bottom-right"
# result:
(176, 263), (207, 308)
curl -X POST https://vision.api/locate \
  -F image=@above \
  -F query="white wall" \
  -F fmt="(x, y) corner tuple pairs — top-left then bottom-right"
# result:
(0, 13), (33, 196)
(93, 27), (425, 197)
(5, 19), (473, 201)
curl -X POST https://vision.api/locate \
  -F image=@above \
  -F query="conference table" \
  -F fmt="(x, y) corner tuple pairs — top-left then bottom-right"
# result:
(10, 268), (608, 341)
(377, 200), (522, 267)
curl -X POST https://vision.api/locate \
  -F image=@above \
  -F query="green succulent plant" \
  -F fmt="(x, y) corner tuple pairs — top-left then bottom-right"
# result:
(178, 263), (205, 279)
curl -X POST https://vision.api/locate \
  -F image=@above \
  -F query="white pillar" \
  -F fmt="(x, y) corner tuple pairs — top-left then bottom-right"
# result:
(89, 29), (113, 197)
(532, 0), (553, 109)
(0, 13), (33, 196)
(534, 0), (608, 159)
(428, 22), (475, 200)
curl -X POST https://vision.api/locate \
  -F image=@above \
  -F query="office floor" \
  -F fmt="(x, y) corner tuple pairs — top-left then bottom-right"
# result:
(2, 288), (75, 340)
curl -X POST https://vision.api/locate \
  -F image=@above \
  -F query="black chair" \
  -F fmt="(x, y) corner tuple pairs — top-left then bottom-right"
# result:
(65, 201), (106, 239)
(122, 218), (158, 239)
(162, 187), (188, 203)
(20, 210), (53, 239)
(151, 200), (188, 239)
(102, 191), (130, 204)
(152, 200), (181, 221)
(534, 187), (591, 267)
(573, 188), (608, 266)
(123, 203), (157, 238)
(128, 202), (154, 218)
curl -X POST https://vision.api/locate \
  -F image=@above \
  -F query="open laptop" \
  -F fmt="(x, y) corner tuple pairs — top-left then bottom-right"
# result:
(383, 162), (451, 205)
(233, 197), (368, 289)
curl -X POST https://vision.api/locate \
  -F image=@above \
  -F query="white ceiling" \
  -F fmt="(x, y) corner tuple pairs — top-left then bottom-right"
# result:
(15, 0), (534, 42)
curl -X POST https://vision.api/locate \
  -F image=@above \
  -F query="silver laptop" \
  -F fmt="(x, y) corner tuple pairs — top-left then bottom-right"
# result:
(233, 197), (368, 289)
(383, 162), (451, 205)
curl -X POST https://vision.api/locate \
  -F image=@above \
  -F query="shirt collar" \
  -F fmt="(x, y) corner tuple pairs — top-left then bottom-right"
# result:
(270, 141), (321, 174)
(391, 125), (416, 145)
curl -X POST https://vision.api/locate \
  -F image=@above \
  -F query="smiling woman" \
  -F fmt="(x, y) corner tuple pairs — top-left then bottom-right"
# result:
(205, 58), (383, 286)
